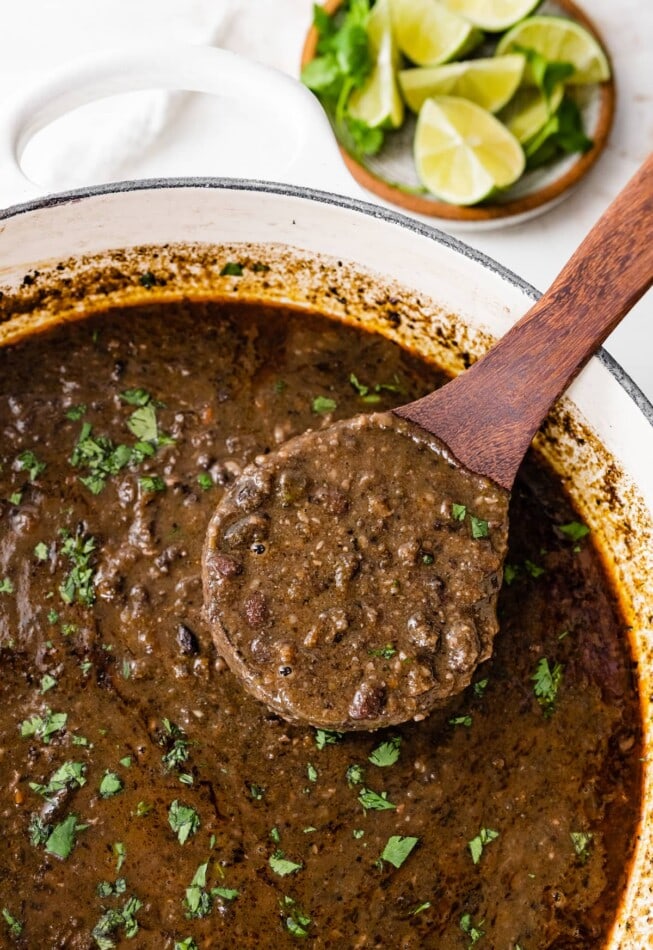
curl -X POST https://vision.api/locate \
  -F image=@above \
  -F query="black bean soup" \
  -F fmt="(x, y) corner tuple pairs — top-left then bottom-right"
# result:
(0, 299), (642, 949)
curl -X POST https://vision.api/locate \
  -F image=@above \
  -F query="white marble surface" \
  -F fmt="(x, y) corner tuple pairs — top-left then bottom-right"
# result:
(0, 0), (651, 400)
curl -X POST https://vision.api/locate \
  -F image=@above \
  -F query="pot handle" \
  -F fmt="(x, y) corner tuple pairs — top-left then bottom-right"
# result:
(0, 44), (353, 204)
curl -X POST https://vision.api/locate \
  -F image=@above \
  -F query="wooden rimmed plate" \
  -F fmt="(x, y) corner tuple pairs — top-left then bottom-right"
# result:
(300, 0), (615, 228)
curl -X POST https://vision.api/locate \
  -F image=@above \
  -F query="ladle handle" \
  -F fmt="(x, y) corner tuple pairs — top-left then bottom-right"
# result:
(396, 152), (653, 490)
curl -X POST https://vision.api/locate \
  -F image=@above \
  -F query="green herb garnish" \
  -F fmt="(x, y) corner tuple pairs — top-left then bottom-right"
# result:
(559, 520), (590, 541)
(0, 578), (14, 594)
(19, 709), (67, 743)
(45, 813), (86, 860)
(30, 760), (86, 798)
(197, 472), (213, 491)
(460, 912), (485, 946)
(380, 835), (419, 869)
(311, 395), (337, 415)
(16, 449), (46, 481)
(99, 771), (123, 799)
(92, 895), (142, 947)
(368, 736), (401, 767)
(269, 851), (303, 877)
(570, 830), (593, 863)
(532, 657), (563, 716)
(168, 800), (200, 844)
(220, 262), (244, 277)
(59, 528), (96, 606)
(368, 643), (397, 659)
(468, 827), (499, 865)
(1, 908), (23, 937)
(315, 728), (343, 750)
(358, 787), (396, 811)
(452, 503), (467, 521)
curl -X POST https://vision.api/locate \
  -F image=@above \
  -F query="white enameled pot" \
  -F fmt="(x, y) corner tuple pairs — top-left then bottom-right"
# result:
(0, 45), (651, 946)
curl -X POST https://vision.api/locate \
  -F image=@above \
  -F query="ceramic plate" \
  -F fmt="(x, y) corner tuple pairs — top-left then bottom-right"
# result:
(300, 0), (615, 228)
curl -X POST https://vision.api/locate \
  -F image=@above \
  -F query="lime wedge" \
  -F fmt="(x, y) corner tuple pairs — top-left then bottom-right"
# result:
(390, 0), (483, 66)
(440, 0), (541, 31)
(499, 83), (564, 143)
(414, 95), (525, 204)
(399, 55), (525, 114)
(349, 0), (404, 128)
(496, 15), (611, 84)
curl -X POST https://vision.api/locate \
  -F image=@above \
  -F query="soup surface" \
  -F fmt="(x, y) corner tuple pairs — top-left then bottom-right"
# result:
(0, 299), (642, 949)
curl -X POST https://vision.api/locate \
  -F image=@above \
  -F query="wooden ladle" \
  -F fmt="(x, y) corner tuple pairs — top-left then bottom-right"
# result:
(203, 154), (653, 732)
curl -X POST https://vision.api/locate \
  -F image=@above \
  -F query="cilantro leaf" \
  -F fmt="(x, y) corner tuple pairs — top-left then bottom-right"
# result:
(30, 760), (86, 798)
(168, 800), (200, 844)
(139, 475), (166, 493)
(269, 851), (303, 877)
(368, 736), (401, 767)
(99, 771), (123, 798)
(452, 503), (467, 521)
(558, 520), (590, 541)
(280, 895), (311, 938)
(59, 529), (97, 606)
(468, 827), (499, 864)
(315, 728), (343, 750)
(19, 709), (67, 743)
(460, 912), (485, 946)
(0, 578), (14, 595)
(213, 886), (239, 901)
(470, 516), (489, 539)
(175, 940), (198, 950)
(1, 908), (23, 937)
(45, 813), (85, 860)
(127, 404), (158, 442)
(16, 449), (46, 481)
(346, 763), (365, 787)
(92, 895), (142, 947)
(570, 830), (593, 863)
(380, 834), (419, 869)
(532, 657), (563, 715)
(358, 787), (396, 811)
(311, 395), (337, 415)
(119, 388), (152, 407)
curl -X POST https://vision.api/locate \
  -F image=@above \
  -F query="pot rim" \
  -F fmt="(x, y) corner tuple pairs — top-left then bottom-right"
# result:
(2, 174), (651, 428)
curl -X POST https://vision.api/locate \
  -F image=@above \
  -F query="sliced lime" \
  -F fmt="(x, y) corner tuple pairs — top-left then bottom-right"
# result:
(399, 54), (525, 113)
(349, 0), (404, 128)
(440, 0), (541, 31)
(414, 95), (525, 204)
(496, 15), (611, 84)
(390, 0), (483, 66)
(499, 83), (564, 143)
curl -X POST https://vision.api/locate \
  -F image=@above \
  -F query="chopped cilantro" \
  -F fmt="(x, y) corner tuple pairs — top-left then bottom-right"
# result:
(168, 800), (200, 844)
(99, 771), (123, 798)
(175, 940), (198, 950)
(120, 756), (132, 768)
(69, 422), (133, 494)
(368, 643), (397, 659)
(315, 728), (343, 750)
(0, 577), (14, 594)
(452, 503), (467, 521)
(472, 678), (490, 699)
(30, 760), (86, 798)
(34, 541), (49, 561)
(503, 563), (519, 585)
(96, 878), (126, 898)
(8, 491), (22, 505)
(92, 895), (142, 947)
(524, 558), (545, 578)
(470, 516), (489, 539)
(411, 901), (431, 916)
(19, 709), (67, 743)
(358, 788), (396, 811)
(28, 814), (50, 846)
(45, 813), (85, 860)
(139, 475), (166, 492)
(368, 736), (401, 767)
(570, 830), (593, 863)
(220, 262), (244, 276)
(559, 520), (590, 541)
(59, 529), (96, 606)
(197, 472), (213, 491)
(114, 842), (126, 872)
(160, 719), (190, 771)
(269, 851), (303, 877)
(184, 861), (211, 919)
(380, 835), (419, 869)
(119, 388), (152, 407)
(532, 657), (563, 716)
(280, 895), (311, 938)
(468, 827), (499, 865)
(311, 395), (337, 415)
(460, 912), (485, 946)
(213, 886), (239, 901)
(307, 763), (318, 783)
(40, 673), (57, 693)
(353, 828), (365, 839)
(346, 763), (365, 786)
(16, 449), (46, 481)
(274, 379), (287, 394)
(1, 907), (23, 936)
(179, 773), (194, 786)
(249, 783), (265, 800)
(65, 404), (87, 421)
(270, 827), (281, 844)
(449, 715), (472, 728)
(127, 404), (158, 442)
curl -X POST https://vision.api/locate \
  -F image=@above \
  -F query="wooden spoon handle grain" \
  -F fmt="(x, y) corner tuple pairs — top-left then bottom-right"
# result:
(396, 153), (653, 489)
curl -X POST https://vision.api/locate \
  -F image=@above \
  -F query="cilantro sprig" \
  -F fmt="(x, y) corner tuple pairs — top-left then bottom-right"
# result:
(301, 0), (383, 157)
